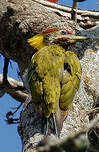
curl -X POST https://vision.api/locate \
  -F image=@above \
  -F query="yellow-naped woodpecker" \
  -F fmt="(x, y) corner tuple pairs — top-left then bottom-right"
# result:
(27, 28), (86, 136)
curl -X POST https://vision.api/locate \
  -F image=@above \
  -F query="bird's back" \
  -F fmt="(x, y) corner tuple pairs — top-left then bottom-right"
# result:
(28, 45), (65, 118)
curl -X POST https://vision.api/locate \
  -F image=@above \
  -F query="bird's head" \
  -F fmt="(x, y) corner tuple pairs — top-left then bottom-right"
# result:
(27, 28), (87, 50)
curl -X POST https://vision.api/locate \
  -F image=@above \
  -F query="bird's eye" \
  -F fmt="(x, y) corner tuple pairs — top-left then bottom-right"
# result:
(61, 30), (68, 35)
(64, 63), (72, 75)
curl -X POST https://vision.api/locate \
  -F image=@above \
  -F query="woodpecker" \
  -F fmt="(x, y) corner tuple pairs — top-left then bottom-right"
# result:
(27, 28), (86, 136)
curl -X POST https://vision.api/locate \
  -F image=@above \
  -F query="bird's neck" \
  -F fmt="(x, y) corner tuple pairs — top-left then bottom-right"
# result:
(35, 34), (45, 50)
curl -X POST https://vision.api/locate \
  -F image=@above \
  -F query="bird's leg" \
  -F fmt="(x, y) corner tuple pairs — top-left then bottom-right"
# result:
(52, 114), (59, 137)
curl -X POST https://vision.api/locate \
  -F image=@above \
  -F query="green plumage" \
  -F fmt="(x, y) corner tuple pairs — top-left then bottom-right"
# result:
(28, 44), (82, 118)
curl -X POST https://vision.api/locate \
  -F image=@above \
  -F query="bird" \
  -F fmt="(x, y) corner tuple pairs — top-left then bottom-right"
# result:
(27, 28), (86, 136)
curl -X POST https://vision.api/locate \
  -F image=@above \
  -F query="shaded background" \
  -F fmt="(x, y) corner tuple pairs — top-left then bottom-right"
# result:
(0, 0), (98, 152)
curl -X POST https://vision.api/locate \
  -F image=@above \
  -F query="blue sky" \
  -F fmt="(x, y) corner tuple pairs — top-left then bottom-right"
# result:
(0, 56), (22, 152)
(58, 0), (99, 10)
(0, 1), (98, 152)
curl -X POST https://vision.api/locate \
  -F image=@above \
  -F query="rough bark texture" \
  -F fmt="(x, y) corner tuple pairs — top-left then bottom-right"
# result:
(0, 0), (99, 152)
(0, 0), (76, 74)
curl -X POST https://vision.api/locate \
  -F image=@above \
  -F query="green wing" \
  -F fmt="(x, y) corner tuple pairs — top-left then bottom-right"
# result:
(59, 51), (82, 110)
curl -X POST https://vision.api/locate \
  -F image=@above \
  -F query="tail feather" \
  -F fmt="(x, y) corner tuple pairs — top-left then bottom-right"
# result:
(42, 106), (71, 136)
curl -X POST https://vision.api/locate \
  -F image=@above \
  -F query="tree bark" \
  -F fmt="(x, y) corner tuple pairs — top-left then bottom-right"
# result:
(0, 0), (99, 75)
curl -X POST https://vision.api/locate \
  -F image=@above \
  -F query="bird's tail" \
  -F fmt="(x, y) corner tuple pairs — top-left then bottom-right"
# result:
(44, 106), (64, 137)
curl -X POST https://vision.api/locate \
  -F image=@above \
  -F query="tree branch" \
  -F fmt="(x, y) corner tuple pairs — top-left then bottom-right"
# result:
(0, 73), (27, 102)
(34, 0), (99, 28)
(0, 57), (9, 97)
(34, 0), (99, 19)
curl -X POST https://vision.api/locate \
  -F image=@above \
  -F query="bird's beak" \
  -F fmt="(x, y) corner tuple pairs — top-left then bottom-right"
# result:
(72, 36), (88, 40)
(54, 35), (88, 41)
